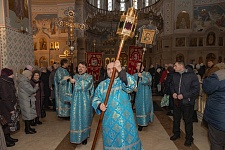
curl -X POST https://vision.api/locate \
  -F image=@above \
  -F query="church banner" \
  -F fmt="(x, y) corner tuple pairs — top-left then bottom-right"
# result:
(128, 46), (143, 75)
(86, 52), (103, 81)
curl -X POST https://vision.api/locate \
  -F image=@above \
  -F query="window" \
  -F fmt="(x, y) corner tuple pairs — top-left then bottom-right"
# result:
(145, 0), (149, 7)
(108, 0), (112, 11)
(97, 0), (100, 8)
(120, 3), (125, 11)
(133, 0), (137, 9)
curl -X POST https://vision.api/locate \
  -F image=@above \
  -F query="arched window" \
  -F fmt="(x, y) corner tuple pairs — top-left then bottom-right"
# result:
(133, 0), (137, 9)
(145, 0), (149, 7)
(108, 0), (113, 11)
(120, 2), (125, 11)
(97, 0), (101, 8)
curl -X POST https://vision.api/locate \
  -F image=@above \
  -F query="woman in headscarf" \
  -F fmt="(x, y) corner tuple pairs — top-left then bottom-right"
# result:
(30, 70), (44, 126)
(0, 68), (18, 147)
(17, 70), (39, 134)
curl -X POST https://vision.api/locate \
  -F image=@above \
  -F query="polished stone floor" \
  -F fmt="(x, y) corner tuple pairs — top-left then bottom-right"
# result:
(8, 96), (211, 150)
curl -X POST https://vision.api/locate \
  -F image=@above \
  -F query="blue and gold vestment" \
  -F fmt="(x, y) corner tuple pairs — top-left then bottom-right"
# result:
(133, 71), (154, 126)
(54, 67), (71, 117)
(70, 73), (94, 143)
(92, 73), (144, 150)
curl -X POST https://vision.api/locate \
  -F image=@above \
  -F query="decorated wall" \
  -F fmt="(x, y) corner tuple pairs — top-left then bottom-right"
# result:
(8, 0), (31, 33)
(0, 27), (34, 73)
(193, 3), (225, 32)
(0, 0), (33, 73)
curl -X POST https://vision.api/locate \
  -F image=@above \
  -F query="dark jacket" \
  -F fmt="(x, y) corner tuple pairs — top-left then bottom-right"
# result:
(0, 76), (17, 122)
(170, 68), (200, 106)
(203, 69), (225, 131)
(31, 79), (44, 117)
(40, 72), (51, 97)
(164, 72), (173, 95)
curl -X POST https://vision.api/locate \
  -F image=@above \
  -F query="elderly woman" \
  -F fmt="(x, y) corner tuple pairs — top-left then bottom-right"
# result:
(0, 68), (18, 147)
(30, 70), (44, 125)
(18, 70), (39, 134)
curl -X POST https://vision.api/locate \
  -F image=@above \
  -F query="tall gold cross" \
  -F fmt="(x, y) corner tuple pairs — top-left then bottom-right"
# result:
(56, 7), (86, 41)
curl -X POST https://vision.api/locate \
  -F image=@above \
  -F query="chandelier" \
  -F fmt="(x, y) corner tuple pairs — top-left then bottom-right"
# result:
(85, 0), (163, 37)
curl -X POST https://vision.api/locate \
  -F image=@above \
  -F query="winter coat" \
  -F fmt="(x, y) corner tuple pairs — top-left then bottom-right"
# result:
(164, 73), (173, 95)
(204, 65), (219, 78)
(203, 69), (225, 131)
(17, 75), (39, 120)
(170, 68), (200, 106)
(0, 76), (17, 123)
(49, 69), (57, 99)
(31, 79), (44, 117)
(40, 72), (51, 97)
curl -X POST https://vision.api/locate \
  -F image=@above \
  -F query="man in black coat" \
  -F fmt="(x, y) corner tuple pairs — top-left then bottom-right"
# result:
(169, 61), (200, 147)
(40, 67), (51, 109)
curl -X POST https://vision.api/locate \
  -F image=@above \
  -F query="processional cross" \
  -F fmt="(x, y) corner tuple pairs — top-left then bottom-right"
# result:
(56, 7), (87, 70)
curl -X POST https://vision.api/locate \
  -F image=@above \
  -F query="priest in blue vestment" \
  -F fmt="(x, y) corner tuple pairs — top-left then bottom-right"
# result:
(92, 60), (144, 150)
(133, 62), (154, 131)
(54, 59), (72, 117)
(70, 62), (94, 145)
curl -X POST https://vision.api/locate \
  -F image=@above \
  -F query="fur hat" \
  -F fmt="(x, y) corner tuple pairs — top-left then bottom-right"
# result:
(22, 70), (32, 78)
(25, 65), (33, 71)
(1, 68), (13, 76)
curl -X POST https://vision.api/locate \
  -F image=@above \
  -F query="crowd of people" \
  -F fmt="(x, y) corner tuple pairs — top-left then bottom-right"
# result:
(0, 56), (224, 150)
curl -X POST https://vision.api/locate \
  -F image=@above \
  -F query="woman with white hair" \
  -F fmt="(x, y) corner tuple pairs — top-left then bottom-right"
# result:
(17, 70), (39, 134)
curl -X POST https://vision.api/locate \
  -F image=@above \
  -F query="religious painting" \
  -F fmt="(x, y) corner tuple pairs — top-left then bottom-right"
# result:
(55, 42), (59, 49)
(120, 52), (128, 67)
(39, 38), (47, 50)
(8, 0), (29, 19)
(50, 42), (54, 49)
(128, 46), (143, 74)
(190, 38), (197, 47)
(176, 12), (190, 29)
(206, 32), (215, 46)
(111, 58), (115, 62)
(105, 58), (110, 67)
(176, 38), (185, 47)
(86, 52), (103, 81)
(193, 5), (225, 32)
(91, 58), (98, 66)
(140, 29), (156, 45)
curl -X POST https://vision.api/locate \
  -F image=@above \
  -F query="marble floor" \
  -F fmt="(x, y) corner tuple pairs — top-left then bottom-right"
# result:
(7, 96), (211, 150)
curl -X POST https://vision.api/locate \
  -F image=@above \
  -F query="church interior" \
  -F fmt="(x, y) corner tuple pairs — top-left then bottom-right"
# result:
(0, 0), (225, 149)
